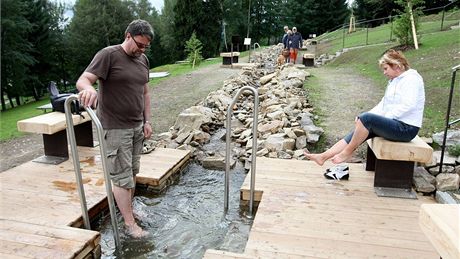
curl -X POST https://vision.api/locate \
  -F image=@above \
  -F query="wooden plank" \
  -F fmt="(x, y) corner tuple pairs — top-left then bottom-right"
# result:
(367, 136), (433, 163)
(203, 249), (255, 259)
(17, 112), (91, 135)
(246, 231), (437, 259)
(419, 204), (460, 259)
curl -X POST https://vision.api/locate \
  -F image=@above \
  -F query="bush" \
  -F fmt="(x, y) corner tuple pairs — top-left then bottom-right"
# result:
(393, 0), (424, 47)
(185, 32), (203, 68)
(448, 144), (460, 157)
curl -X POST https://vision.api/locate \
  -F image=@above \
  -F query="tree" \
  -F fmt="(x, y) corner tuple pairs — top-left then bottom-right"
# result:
(185, 32), (203, 68)
(1, 0), (35, 110)
(288, 0), (349, 36)
(173, 0), (222, 59)
(23, 0), (64, 101)
(393, 0), (424, 47)
(353, 0), (400, 26)
(67, 0), (134, 80)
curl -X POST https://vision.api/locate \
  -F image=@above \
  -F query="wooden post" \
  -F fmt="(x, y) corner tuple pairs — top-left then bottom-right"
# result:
(408, 0), (419, 50)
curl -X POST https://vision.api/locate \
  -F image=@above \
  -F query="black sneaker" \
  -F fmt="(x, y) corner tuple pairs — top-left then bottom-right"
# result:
(324, 166), (349, 180)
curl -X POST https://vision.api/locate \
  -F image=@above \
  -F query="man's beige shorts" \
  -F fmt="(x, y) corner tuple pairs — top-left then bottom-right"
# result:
(104, 124), (144, 189)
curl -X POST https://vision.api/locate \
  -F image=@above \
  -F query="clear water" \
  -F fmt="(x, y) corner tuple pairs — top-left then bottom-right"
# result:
(98, 155), (253, 258)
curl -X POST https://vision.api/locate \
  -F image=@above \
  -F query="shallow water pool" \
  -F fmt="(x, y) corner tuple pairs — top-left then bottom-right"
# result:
(98, 161), (252, 258)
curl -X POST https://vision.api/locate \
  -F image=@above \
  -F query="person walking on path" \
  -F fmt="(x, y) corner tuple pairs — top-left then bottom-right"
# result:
(76, 19), (153, 238)
(289, 27), (303, 64)
(305, 49), (425, 169)
(283, 29), (292, 63)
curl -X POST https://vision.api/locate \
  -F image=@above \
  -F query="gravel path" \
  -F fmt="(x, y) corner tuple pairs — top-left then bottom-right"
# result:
(307, 66), (383, 158)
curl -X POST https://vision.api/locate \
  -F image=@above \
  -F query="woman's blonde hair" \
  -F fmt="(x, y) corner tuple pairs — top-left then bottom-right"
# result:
(378, 49), (410, 71)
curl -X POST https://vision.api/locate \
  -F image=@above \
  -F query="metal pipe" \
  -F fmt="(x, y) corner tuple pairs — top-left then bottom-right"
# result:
(64, 96), (91, 230)
(439, 65), (460, 175)
(64, 95), (121, 249)
(225, 86), (258, 218)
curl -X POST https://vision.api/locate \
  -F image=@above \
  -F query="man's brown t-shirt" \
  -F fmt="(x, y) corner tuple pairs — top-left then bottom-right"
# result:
(85, 45), (149, 129)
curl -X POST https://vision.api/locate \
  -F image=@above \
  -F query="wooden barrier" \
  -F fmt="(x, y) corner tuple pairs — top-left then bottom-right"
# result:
(220, 52), (240, 65)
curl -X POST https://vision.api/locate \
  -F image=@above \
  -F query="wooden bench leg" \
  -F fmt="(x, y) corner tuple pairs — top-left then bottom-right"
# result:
(365, 145), (376, 171)
(374, 159), (417, 199)
(374, 159), (415, 189)
(35, 121), (94, 165)
(75, 121), (94, 147)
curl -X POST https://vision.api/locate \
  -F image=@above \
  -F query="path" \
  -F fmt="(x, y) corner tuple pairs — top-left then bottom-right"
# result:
(307, 66), (383, 158)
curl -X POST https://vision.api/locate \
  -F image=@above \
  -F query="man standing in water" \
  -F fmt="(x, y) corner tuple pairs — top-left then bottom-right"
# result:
(76, 19), (153, 238)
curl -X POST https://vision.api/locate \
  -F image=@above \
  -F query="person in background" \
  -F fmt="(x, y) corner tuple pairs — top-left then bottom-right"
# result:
(305, 49), (425, 178)
(282, 25), (289, 48)
(76, 19), (153, 238)
(284, 29), (293, 63)
(289, 27), (303, 64)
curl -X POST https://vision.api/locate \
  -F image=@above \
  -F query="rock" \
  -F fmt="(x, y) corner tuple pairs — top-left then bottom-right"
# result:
(267, 110), (285, 120)
(432, 151), (457, 165)
(174, 106), (214, 131)
(278, 151), (292, 159)
(293, 149), (305, 159)
(258, 120), (284, 134)
(436, 173), (460, 191)
(260, 72), (277, 85)
(284, 128), (298, 139)
(296, 135), (307, 149)
(436, 191), (460, 204)
(293, 128), (306, 137)
(256, 148), (269, 157)
(432, 129), (460, 147)
(413, 167), (436, 193)
(202, 156), (235, 170)
(283, 138), (296, 151)
(265, 133), (285, 152)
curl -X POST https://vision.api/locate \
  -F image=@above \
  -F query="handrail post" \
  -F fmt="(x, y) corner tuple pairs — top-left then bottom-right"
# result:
(439, 64), (460, 175)
(64, 95), (121, 250)
(225, 86), (258, 218)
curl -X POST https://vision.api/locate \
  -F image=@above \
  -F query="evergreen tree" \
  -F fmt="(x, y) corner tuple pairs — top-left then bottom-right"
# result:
(68, 0), (134, 80)
(353, 0), (400, 26)
(23, 0), (63, 100)
(158, 0), (178, 63)
(1, 0), (34, 110)
(185, 32), (203, 68)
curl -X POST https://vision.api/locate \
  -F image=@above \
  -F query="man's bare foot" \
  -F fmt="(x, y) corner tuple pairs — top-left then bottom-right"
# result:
(304, 151), (327, 166)
(331, 151), (352, 164)
(126, 224), (149, 238)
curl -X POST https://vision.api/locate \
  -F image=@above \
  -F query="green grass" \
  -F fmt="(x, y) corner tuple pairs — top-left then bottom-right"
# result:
(320, 28), (460, 137)
(0, 98), (50, 141)
(317, 9), (460, 54)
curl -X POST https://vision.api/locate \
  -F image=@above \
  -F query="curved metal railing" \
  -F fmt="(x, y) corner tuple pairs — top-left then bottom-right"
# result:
(224, 86), (259, 218)
(64, 95), (121, 250)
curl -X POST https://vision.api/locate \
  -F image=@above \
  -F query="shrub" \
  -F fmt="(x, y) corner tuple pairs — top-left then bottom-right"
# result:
(185, 32), (203, 68)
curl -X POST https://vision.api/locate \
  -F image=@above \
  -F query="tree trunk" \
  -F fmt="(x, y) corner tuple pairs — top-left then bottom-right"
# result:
(15, 96), (21, 106)
(7, 93), (14, 108)
(1, 93), (6, 111)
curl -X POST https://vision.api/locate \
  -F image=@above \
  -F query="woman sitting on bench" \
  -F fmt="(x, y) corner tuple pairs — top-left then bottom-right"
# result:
(305, 49), (425, 168)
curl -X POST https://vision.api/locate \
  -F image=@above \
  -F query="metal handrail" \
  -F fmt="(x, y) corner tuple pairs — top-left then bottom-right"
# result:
(224, 86), (258, 218)
(439, 64), (460, 175)
(64, 95), (121, 250)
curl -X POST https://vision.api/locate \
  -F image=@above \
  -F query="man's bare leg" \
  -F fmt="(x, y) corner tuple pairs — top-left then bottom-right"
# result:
(332, 119), (369, 164)
(112, 185), (148, 238)
(305, 139), (348, 166)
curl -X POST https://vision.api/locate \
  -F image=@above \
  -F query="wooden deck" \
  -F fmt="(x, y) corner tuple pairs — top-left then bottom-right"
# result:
(204, 157), (439, 259)
(0, 147), (190, 258)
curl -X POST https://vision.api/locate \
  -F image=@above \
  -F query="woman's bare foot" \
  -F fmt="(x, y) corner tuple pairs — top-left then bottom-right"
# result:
(331, 151), (353, 164)
(126, 223), (149, 238)
(304, 150), (327, 166)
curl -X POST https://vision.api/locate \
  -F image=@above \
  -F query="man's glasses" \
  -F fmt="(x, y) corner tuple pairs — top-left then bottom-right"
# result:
(132, 36), (150, 49)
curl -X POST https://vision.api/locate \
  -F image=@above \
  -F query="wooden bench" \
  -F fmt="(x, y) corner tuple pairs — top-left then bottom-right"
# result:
(366, 136), (433, 198)
(17, 112), (94, 164)
(220, 52), (240, 65)
(302, 53), (315, 66)
(419, 204), (460, 259)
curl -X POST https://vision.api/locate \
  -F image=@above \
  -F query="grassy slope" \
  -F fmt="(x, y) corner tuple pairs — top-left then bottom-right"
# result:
(318, 28), (460, 137)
